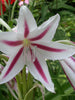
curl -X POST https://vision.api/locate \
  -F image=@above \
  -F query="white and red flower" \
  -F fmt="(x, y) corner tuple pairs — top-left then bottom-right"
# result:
(60, 56), (75, 90)
(0, 6), (75, 92)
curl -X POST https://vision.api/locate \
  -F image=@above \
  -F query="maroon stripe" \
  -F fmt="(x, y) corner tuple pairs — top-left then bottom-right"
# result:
(70, 56), (75, 62)
(3, 47), (24, 78)
(29, 47), (33, 60)
(24, 20), (29, 38)
(0, 66), (4, 73)
(60, 62), (75, 90)
(2, 40), (22, 46)
(8, 82), (13, 88)
(71, 41), (75, 44)
(29, 48), (48, 83)
(33, 57), (49, 83)
(31, 43), (65, 52)
(29, 25), (50, 41)
(64, 60), (75, 73)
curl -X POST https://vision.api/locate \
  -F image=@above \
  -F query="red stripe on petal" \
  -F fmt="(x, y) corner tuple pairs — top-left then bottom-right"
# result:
(24, 20), (29, 38)
(3, 47), (24, 78)
(64, 61), (75, 73)
(70, 56), (75, 62)
(29, 47), (48, 83)
(71, 41), (75, 44)
(2, 40), (22, 46)
(29, 47), (33, 61)
(31, 43), (66, 52)
(30, 25), (50, 41)
(60, 62), (75, 90)
(33, 57), (49, 83)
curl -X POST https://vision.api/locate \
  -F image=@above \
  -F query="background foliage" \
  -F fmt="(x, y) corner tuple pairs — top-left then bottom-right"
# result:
(0, 0), (75, 100)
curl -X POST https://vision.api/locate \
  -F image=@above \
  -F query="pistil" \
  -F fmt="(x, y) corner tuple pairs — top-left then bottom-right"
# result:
(23, 39), (30, 47)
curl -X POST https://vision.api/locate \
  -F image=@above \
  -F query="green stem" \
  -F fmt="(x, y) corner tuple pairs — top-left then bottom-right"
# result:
(31, 0), (36, 11)
(0, 55), (8, 61)
(1, 2), (3, 19)
(22, 66), (27, 98)
(1, 2), (4, 31)
(56, 0), (58, 9)
(15, 67), (35, 100)
(8, 0), (11, 21)
(24, 83), (44, 100)
(0, 18), (12, 31)
(11, 0), (18, 20)
(27, 72), (33, 91)
(24, 84), (37, 100)
(16, 74), (23, 100)
(5, 83), (18, 100)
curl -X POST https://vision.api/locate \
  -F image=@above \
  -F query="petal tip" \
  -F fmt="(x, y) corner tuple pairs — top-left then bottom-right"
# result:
(55, 13), (60, 21)
(46, 83), (55, 93)
(19, 5), (28, 16)
(20, 5), (27, 12)
(49, 87), (55, 93)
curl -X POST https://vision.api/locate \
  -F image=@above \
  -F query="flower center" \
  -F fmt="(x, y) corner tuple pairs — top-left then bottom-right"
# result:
(23, 39), (30, 47)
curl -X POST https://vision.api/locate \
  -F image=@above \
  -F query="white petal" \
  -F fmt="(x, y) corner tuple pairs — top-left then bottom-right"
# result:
(27, 51), (55, 92)
(0, 47), (25, 84)
(64, 57), (75, 72)
(31, 41), (75, 60)
(17, 6), (37, 39)
(29, 14), (60, 42)
(12, 26), (17, 33)
(0, 32), (21, 56)
(38, 14), (60, 41)
(0, 32), (17, 41)
(60, 60), (75, 89)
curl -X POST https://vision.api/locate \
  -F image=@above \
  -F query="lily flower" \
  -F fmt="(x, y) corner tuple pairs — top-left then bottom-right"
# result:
(56, 40), (75, 90)
(0, 6), (75, 92)
(19, 0), (29, 6)
(60, 56), (75, 90)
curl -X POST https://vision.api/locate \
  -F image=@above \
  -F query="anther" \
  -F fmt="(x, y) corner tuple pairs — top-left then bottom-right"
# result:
(32, 46), (37, 62)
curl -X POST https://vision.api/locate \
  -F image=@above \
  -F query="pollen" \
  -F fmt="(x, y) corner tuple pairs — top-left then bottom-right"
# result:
(23, 39), (30, 47)
(21, 0), (25, 1)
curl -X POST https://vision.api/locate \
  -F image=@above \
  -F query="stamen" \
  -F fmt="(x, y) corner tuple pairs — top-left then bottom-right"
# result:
(33, 46), (37, 62)
(23, 39), (30, 47)
(23, 48), (25, 63)
(23, 47), (30, 64)
(30, 46), (37, 62)
(26, 48), (30, 54)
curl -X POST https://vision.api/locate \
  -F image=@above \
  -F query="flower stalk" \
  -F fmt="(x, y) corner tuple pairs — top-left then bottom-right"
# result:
(11, 0), (18, 20)
(16, 73), (23, 100)
(0, 54), (8, 61)
(5, 83), (18, 100)
(16, 66), (34, 100)
(22, 66), (27, 97)
(0, 18), (12, 31)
